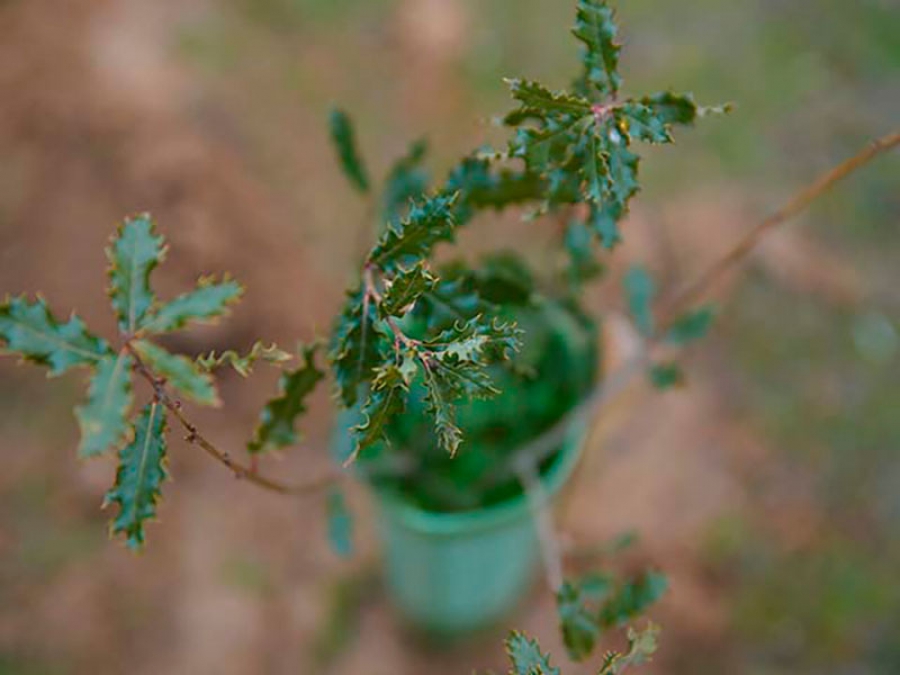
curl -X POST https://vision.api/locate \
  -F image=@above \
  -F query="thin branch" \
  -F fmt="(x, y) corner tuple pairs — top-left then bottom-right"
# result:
(516, 461), (564, 591)
(124, 343), (339, 496)
(659, 130), (900, 326)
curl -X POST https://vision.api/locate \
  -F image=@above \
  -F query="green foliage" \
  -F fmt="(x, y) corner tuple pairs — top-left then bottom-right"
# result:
(378, 263), (436, 319)
(75, 351), (134, 457)
(649, 362), (684, 390)
(599, 571), (669, 628)
(133, 340), (220, 406)
(329, 284), (389, 408)
(558, 574), (613, 660)
(326, 487), (353, 558)
(140, 276), (243, 335)
(0, 295), (109, 375)
(597, 624), (660, 675)
(329, 108), (370, 193)
(248, 345), (324, 454)
(104, 403), (168, 549)
(572, 0), (621, 97)
(666, 306), (716, 345)
(352, 353), (416, 455)
(368, 191), (460, 269)
(107, 214), (165, 334)
(505, 631), (560, 675)
(556, 569), (667, 662)
(196, 341), (293, 376)
(623, 266), (656, 337)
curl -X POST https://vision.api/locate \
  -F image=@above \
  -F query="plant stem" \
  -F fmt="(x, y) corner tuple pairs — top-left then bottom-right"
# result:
(659, 130), (900, 326)
(124, 342), (339, 496)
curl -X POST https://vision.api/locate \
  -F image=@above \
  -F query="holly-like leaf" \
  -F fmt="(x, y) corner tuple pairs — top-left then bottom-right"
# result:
(140, 277), (243, 335)
(617, 92), (700, 145)
(75, 351), (134, 457)
(597, 624), (660, 675)
(599, 571), (668, 628)
(0, 295), (109, 375)
(420, 361), (464, 457)
(572, 0), (622, 97)
(427, 315), (522, 364)
(351, 353), (417, 457)
(104, 403), (168, 550)
(623, 266), (656, 337)
(649, 362), (684, 390)
(382, 139), (430, 228)
(505, 78), (592, 118)
(564, 219), (603, 286)
(196, 341), (293, 377)
(666, 306), (715, 345)
(107, 214), (165, 334)
(557, 574), (614, 661)
(583, 128), (609, 203)
(329, 108), (370, 193)
(133, 340), (220, 406)
(378, 262), (436, 318)
(445, 157), (545, 224)
(505, 631), (561, 675)
(588, 203), (622, 250)
(248, 345), (324, 454)
(326, 487), (353, 558)
(368, 191), (459, 269)
(329, 284), (389, 407)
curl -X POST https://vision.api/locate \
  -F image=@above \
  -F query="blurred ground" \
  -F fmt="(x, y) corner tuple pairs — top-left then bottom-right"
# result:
(0, 0), (898, 673)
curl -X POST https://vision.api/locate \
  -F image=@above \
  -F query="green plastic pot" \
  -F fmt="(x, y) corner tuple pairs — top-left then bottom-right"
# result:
(369, 422), (585, 635)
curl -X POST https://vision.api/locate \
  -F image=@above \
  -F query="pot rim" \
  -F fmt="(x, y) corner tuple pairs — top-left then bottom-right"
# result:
(374, 420), (586, 537)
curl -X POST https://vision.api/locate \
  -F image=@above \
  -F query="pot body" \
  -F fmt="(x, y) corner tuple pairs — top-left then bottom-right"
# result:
(372, 424), (584, 634)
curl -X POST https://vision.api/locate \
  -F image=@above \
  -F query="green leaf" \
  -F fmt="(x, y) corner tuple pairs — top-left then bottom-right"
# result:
(329, 284), (389, 407)
(133, 340), (220, 406)
(556, 583), (600, 661)
(597, 623), (660, 675)
(351, 353), (417, 456)
(140, 276), (243, 335)
(600, 571), (668, 628)
(196, 341), (293, 377)
(564, 219), (603, 286)
(640, 91), (698, 127)
(104, 403), (168, 550)
(666, 306), (715, 345)
(623, 266), (656, 336)
(107, 214), (166, 334)
(617, 93), (699, 145)
(368, 191), (459, 269)
(382, 139), (430, 228)
(557, 575), (613, 661)
(426, 315), (522, 364)
(420, 360), (463, 457)
(588, 203), (622, 250)
(505, 78), (592, 118)
(583, 128), (609, 203)
(248, 344), (324, 454)
(378, 262), (436, 318)
(0, 295), (109, 375)
(445, 157), (545, 224)
(75, 351), (134, 457)
(326, 487), (353, 558)
(505, 631), (561, 675)
(649, 362), (684, 390)
(329, 108), (370, 193)
(572, 0), (622, 96)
